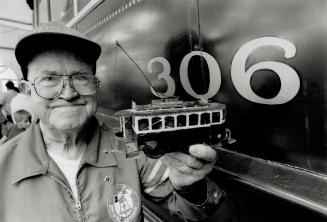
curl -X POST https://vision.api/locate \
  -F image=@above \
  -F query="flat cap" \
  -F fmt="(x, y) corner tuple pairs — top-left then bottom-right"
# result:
(15, 21), (101, 79)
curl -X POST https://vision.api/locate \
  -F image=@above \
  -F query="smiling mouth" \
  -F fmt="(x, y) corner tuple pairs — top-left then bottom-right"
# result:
(51, 104), (85, 109)
(50, 102), (86, 107)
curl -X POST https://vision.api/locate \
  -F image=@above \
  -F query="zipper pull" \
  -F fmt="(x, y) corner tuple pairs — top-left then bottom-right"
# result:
(76, 200), (82, 210)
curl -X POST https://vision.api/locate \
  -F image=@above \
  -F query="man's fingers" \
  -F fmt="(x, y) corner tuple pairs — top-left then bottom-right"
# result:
(161, 148), (217, 189)
(189, 144), (217, 162)
(169, 152), (205, 169)
(161, 154), (196, 174)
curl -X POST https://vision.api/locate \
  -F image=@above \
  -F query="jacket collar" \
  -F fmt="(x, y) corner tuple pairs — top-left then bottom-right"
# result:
(12, 118), (117, 184)
(11, 120), (49, 184)
(81, 118), (118, 168)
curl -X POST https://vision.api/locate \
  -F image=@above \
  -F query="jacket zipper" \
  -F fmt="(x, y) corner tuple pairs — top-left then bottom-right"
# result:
(49, 175), (83, 212)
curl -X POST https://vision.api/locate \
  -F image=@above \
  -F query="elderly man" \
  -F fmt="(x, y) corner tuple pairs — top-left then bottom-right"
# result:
(0, 22), (224, 222)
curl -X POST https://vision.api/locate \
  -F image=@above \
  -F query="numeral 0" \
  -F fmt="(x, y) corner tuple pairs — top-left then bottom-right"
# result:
(148, 37), (300, 105)
(180, 51), (221, 100)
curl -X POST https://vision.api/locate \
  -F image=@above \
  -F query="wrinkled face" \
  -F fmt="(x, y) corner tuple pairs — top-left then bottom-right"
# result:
(24, 51), (98, 132)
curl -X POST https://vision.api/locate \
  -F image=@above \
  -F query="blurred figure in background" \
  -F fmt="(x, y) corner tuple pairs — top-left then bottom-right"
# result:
(0, 81), (19, 123)
(0, 110), (31, 144)
(0, 94), (33, 144)
(0, 81), (19, 138)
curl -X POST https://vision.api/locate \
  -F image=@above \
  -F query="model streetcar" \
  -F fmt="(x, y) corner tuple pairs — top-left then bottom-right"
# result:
(114, 97), (234, 159)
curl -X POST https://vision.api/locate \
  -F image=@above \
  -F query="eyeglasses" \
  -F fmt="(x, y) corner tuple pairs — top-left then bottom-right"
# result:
(30, 74), (100, 99)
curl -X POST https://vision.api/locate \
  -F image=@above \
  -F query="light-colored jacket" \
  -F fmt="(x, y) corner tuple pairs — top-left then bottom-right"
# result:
(0, 118), (224, 222)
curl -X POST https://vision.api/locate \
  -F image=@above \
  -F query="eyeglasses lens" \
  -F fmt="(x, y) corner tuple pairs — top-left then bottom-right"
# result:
(72, 75), (98, 95)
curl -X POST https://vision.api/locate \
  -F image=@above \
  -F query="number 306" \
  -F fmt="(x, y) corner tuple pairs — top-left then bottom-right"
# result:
(148, 37), (300, 105)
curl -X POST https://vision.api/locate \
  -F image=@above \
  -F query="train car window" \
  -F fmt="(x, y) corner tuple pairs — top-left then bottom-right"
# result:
(200, 112), (210, 125)
(164, 116), (175, 129)
(124, 117), (132, 130)
(49, 0), (74, 23)
(177, 115), (187, 127)
(151, 117), (162, 130)
(212, 112), (220, 123)
(222, 109), (226, 121)
(189, 113), (199, 126)
(138, 118), (149, 131)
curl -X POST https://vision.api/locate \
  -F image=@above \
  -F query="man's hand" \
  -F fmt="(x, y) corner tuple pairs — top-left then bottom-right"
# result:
(160, 144), (216, 190)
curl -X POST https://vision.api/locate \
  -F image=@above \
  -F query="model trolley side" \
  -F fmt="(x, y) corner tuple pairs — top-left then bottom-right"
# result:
(115, 99), (233, 158)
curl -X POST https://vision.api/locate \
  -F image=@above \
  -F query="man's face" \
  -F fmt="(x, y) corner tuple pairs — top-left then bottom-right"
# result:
(26, 51), (98, 131)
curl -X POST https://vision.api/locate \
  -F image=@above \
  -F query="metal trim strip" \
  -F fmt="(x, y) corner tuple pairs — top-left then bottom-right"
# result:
(214, 147), (327, 216)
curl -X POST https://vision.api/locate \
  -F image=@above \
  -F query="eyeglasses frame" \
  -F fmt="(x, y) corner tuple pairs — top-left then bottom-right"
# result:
(21, 74), (100, 99)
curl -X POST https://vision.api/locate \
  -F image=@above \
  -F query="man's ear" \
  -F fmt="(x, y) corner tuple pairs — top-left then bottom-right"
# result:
(19, 80), (32, 96)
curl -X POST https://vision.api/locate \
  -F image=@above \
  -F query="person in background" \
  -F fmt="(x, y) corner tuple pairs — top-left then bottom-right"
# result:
(0, 110), (31, 144)
(0, 81), (19, 123)
(0, 81), (19, 138)
(0, 93), (33, 144)
(0, 22), (225, 222)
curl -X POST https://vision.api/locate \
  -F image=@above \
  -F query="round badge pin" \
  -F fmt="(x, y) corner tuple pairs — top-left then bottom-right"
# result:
(107, 184), (140, 222)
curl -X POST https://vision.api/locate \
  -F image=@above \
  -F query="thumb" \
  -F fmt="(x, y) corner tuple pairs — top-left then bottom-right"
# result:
(189, 144), (216, 162)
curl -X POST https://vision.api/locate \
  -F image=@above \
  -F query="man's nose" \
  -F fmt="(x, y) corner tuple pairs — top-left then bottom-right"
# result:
(58, 78), (78, 99)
